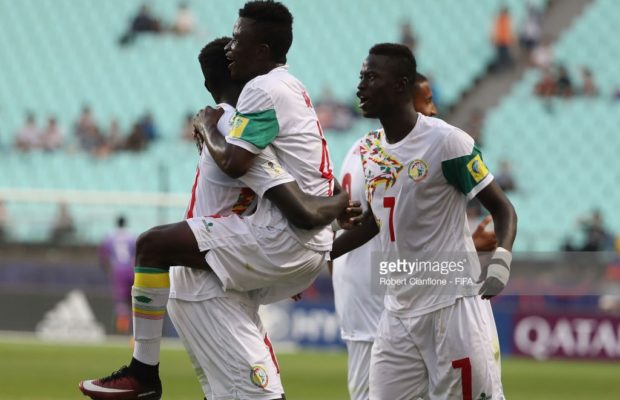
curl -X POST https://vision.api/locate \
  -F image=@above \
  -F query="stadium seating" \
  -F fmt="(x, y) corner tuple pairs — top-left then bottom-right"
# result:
(482, 0), (620, 252)
(0, 0), (545, 242)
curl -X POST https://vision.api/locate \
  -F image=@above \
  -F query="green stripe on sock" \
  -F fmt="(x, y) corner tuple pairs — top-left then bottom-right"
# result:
(135, 266), (168, 274)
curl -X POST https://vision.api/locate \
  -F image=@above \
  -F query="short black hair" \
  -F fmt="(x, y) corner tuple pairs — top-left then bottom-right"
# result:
(369, 43), (417, 86)
(117, 215), (126, 228)
(415, 72), (428, 85)
(239, 1), (293, 63)
(198, 37), (232, 89)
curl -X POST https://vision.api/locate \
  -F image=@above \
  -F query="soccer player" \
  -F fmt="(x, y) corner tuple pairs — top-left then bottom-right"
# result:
(332, 72), (497, 400)
(331, 44), (517, 400)
(99, 215), (137, 334)
(80, 2), (356, 399)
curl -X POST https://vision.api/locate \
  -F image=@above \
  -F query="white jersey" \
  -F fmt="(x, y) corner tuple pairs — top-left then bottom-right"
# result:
(360, 114), (494, 318)
(169, 103), (294, 301)
(332, 140), (383, 342)
(226, 66), (335, 252)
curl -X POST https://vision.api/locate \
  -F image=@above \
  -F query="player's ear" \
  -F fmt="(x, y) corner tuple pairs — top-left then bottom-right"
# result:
(395, 76), (409, 94)
(257, 43), (271, 60)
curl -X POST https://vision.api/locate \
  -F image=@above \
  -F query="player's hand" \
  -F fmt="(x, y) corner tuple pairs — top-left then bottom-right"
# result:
(478, 247), (512, 300)
(193, 127), (205, 154)
(193, 106), (224, 135)
(473, 216), (497, 252)
(337, 200), (363, 230)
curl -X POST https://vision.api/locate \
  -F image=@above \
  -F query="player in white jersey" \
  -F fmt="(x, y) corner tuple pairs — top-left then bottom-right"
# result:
(169, 37), (283, 400)
(331, 44), (517, 400)
(80, 3), (360, 399)
(333, 72), (498, 400)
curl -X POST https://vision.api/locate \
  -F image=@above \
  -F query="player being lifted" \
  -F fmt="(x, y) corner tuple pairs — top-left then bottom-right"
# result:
(80, 1), (361, 398)
(332, 72), (498, 400)
(331, 44), (517, 400)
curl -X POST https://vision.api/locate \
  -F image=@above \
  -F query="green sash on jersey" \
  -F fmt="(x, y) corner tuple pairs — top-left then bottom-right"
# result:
(228, 109), (279, 149)
(441, 145), (489, 195)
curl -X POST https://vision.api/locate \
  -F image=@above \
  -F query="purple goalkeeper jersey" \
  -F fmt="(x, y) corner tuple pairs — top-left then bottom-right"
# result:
(100, 229), (136, 271)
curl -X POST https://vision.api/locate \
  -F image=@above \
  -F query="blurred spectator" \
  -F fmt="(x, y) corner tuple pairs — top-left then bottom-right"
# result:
(580, 67), (598, 97)
(400, 21), (417, 52)
(40, 116), (63, 152)
(119, 4), (162, 45)
(556, 65), (573, 98)
(100, 215), (136, 334)
(520, 2), (542, 54)
(171, 2), (195, 36)
(125, 122), (148, 152)
(138, 112), (158, 142)
(463, 108), (485, 143)
(49, 203), (76, 243)
(580, 210), (613, 252)
(491, 7), (515, 71)
(535, 67), (556, 97)
(74, 105), (104, 153)
(565, 210), (614, 252)
(106, 118), (124, 151)
(0, 200), (8, 242)
(612, 86), (620, 102)
(530, 39), (553, 69)
(14, 113), (39, 151)
(181, 112), (195, 142)
(495, 160), (516, 192)
(315, 86), (355, 132)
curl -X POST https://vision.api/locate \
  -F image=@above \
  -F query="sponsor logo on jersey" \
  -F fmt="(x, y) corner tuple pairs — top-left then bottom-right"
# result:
(467, 155), (489, 183)
(250, 364), (269, 388)
(229, 115), (249, 138)
(261, 160), (285, 178)
(408, 159), (429, 182)
(201, 220), (214, 233)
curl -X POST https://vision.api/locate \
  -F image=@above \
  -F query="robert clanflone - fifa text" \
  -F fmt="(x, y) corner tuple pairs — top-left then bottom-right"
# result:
(375, 256), (477, 289)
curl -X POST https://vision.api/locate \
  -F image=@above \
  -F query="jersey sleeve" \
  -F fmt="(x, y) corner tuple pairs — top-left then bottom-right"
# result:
(236, 145), (295, 197)
(440, 129), (494, 199)
(225, 85), (279, 154)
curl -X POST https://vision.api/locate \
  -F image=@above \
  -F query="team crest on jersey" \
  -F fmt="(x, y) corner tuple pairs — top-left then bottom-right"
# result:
(360, 130), (404, 202)
(408, 159), (429, 182)
(250, 364), (269, 388)
(229, 115), (249, 138)
(467, 155), (489, 183)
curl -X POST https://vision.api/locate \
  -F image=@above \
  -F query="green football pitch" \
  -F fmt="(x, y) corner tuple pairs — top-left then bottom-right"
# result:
(1, 339), (618, 400)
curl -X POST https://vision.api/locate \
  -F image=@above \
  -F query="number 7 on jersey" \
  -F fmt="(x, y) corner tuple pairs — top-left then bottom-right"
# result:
(384, 196), (396, 242)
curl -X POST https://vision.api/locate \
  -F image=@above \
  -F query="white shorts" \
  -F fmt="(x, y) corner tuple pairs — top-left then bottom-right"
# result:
(168, 297), (284, 400)
(346, 340), (373, 400)
(369, 296), (504, 400)
(186, 215), (327, 304)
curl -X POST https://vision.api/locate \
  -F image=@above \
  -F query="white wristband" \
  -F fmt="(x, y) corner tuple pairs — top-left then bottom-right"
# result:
(331, 219), (342, 232)
(487, 247), (512, 285)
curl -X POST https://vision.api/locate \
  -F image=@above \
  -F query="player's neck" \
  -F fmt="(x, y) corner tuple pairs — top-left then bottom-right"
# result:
(380, 108), (418, 144)
(218, 85), (244, 107)
(254, 62), (285, 77)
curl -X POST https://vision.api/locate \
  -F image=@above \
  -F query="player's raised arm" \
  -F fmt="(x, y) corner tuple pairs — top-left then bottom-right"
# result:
(194, 107), (258, 179)
(476, 180), (517, 299)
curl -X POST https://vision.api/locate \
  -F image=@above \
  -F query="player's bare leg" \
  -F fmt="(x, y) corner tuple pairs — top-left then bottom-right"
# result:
(79, 221), (209, 400)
